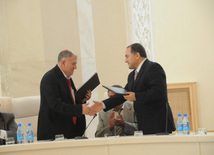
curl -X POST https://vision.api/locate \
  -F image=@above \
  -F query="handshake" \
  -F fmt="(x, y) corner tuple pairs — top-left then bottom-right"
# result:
(82, 101), (103, 116)
(81, 90), (136, 116)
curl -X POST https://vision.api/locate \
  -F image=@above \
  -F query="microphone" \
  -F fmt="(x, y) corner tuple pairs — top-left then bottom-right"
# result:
(86, 114), (97, 129)
(75, 114), (97, 139)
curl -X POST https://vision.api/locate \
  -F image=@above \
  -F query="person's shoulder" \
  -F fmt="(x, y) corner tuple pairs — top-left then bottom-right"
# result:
(42, 65), (59, 80)
(145, 59), (163, 70)
(100, 109), (112, 114)
(44, 65), (58, 75)
(99, 109), (113, 116)
(123, 101), (133, 110)
(1, 112), (14, 120)
(147, 59), (161, 65)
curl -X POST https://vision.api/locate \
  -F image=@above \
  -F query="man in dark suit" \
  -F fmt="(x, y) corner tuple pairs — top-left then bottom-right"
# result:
(0, 112), (17, 145)
(37, 50), (93, 141)
(92, 43), (175, 134)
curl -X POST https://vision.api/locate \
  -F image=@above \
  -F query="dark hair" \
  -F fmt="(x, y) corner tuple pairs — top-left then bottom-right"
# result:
(127, 43), (147, 58)
(58, 50), (74, 62)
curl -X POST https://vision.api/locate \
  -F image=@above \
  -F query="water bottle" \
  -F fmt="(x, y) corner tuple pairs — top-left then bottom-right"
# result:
(17, 123), (24, 144)
(177, 113), (183, 135)
(27, 123), (34, 143)
(183, 113), (190, 135)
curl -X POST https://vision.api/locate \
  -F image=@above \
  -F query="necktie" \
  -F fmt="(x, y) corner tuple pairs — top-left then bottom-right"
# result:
(66, 79), (77, 125)
(134, 71), (138, 80)
(115, 126), (123, 136)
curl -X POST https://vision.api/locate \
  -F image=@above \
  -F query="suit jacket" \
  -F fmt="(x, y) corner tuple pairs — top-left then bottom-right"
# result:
(37, 65), (86, 140)
(103, 59), (175, 134)
(0, 112), (17, 145)
(95, 101), (137, 137)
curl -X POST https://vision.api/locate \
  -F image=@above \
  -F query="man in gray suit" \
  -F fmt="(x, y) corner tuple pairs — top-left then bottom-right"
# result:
(95, 85), (137, 137)
(0, 112), (18, 145)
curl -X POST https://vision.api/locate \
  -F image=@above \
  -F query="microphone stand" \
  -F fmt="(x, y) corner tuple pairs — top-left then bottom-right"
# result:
(75, 114), (97, 140)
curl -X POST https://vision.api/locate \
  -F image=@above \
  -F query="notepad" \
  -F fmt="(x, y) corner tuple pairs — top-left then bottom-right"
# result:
(75, 73), (100, 102)
(102, 85), (127, 95)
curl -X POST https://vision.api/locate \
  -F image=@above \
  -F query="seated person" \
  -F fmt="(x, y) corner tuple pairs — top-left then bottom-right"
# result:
(0, 112), (18, 145)
(95, 85), (137, 137)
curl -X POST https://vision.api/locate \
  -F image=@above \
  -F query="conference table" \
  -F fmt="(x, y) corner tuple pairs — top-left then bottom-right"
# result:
(1, 133), (214, 155)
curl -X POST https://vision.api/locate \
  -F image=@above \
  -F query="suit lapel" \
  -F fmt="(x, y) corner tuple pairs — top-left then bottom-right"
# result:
(132, 59), (149, 90)
(68, 78), (78, 104)
(123, 104), (131, 122)
(129, 71), (135, 91)
(54, 65), (73, 99)
(70, 78), (76, 92)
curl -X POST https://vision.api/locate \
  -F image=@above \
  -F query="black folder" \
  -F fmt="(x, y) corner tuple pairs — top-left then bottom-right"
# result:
(102, 85), (127, 95)
(75, 73), (100, 102)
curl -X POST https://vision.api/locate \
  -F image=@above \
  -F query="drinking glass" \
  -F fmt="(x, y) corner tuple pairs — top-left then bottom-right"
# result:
(55, 134), (64, 141)
(134, 131), (143, 136)
(197, 128), (207, 135)
(6, 137), (15, 145)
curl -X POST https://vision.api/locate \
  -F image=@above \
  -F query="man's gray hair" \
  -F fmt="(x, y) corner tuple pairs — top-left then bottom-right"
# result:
(58, 50), (76, 62)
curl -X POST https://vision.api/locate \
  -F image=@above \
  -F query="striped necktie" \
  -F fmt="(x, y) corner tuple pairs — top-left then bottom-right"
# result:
(66, 79), (77, 125)
(134, 71), (138, 80)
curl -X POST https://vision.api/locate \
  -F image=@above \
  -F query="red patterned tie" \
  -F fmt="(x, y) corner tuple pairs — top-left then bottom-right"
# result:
(66, 79), (77, 125)
(134, 71), (138, 80)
